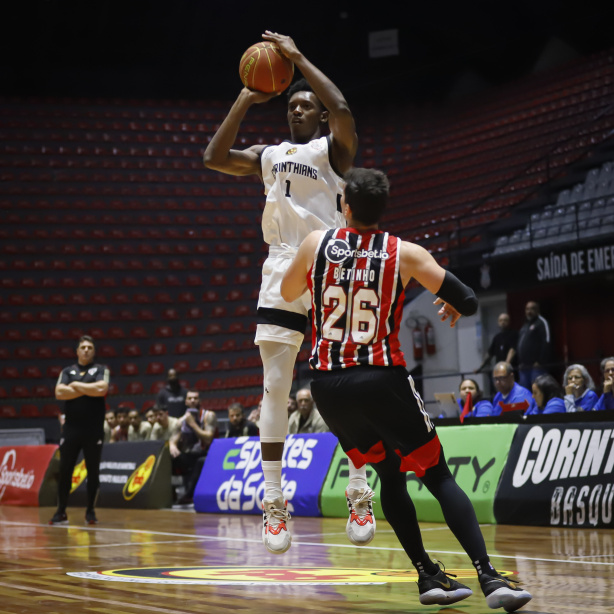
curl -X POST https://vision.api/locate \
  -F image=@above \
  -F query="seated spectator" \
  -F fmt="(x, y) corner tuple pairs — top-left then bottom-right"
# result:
(128, 409), (152, 441)
(104, 409), (116, 443)
(149, 405), (181, 441)
(595, 357), (614, 411)
(224, 402), (259, 438)
(526, 374), (566, 415)
(170, 390), (218, 505)
(145, 406), (157, 428)
(457, 378), (494, 418)
(491, 361), (536, 416)
(288, 387), (329, 434)
(563, 364), (599, 412)
(111, 406), (130, 442)
(247, 396), (263, 427)
(287, 394), (297, 418)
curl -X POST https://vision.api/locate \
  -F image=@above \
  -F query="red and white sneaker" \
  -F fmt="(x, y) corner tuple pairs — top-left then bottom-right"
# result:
(346, 487), (376, 545)
(262, 496), (292, 554)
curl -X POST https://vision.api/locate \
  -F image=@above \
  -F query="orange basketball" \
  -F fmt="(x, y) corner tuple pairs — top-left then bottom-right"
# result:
(239, 42), (294, 94)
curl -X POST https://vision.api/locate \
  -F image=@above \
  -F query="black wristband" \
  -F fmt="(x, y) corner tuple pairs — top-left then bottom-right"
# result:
(436, 271), (478, 317)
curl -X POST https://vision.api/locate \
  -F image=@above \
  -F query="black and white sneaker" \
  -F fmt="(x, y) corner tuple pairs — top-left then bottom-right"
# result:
(48, 511), (68, 525)
(480, 573), (532, 612)
(85, 510), (98, 525)
(418, 567), (473, 606)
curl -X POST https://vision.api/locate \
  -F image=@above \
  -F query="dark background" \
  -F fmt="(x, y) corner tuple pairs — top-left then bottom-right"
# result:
(3, 1), (614, 104)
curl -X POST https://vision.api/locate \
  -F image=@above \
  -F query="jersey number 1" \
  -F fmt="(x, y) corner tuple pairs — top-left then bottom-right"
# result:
(322, 286), (380, 344)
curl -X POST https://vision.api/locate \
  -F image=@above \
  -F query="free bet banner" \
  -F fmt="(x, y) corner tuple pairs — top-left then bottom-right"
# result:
(321, 424), (517, 523)
(494, 423), (614, 528)
(194, 433), (339, 516)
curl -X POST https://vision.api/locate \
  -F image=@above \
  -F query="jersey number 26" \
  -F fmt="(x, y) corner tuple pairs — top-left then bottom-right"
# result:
(322, 286), (380, 344)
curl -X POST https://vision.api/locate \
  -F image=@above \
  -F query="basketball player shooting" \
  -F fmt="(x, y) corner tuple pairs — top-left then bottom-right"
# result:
(203, 31), (374, 554)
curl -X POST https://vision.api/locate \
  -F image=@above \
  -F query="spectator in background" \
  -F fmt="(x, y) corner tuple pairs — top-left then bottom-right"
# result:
(128, 408), (152, 441)
(595, 357), (614, 411)
(491, 361), (536, 416)
(288, 387), (329, 434)
(457, 378), (494, 418)
(145, 406), (157, 428)
(170, 390), (218, 505)
(150, 405), (181, 441)
(247, 396), (263, 427)
(474, 313), (518, 374)
(103, 409), (116, 443)
(517, 301), (551, 389)
(288, 394), (298, 418)
(156, 368), (188, 418)
(563, 364), (599, 412)
(526, 374), (566, 415)
(110, 406), (130, 442)
(224, 402), (259, 438)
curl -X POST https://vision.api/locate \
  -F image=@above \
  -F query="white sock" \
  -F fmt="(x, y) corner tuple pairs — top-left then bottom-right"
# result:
(347, 457), (368, 491)
(261, 460), (283, 501)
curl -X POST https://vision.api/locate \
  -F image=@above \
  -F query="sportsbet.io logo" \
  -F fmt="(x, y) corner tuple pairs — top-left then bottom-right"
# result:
(325, 238), (352, 264)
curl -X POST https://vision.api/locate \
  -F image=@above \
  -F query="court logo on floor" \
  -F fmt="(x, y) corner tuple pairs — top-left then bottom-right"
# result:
(68, 566), (513, 585)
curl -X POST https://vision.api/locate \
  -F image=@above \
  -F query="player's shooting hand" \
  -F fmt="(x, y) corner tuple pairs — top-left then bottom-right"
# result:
(240, 87), (279, 105)
(262, 31), (300, 62)
(433, 297), (461, 328)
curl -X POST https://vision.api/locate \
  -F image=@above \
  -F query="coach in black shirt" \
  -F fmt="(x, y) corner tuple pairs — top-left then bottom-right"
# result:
(475, 313), (518, 373)
(50, 335), (110, 525)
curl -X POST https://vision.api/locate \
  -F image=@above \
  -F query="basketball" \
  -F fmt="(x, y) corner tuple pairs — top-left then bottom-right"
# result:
(239, 42), (294, 94)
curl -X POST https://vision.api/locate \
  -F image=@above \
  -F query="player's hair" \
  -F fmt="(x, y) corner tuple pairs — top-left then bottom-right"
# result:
(186, 389), (200, 397)
(153, 404), (167, 413)
(286, 78), (326, 111)
(115, 406), (130, 415)
(459, 378), (483, 402)
(563, 364), (595, 391)
(533, 374), (563, 407)
(77, 334), (95, 347)
(343, 168), (390, 226)
(228, 402), (244, 414)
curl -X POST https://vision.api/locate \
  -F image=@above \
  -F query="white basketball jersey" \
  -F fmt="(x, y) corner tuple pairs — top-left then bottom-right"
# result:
(260, 135), (346, 247)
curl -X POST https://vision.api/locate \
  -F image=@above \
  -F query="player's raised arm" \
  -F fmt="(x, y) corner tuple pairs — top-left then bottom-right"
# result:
(203, 88), (277, 176)
(263, 31), (357, 174)
(400, 241), (478, 327)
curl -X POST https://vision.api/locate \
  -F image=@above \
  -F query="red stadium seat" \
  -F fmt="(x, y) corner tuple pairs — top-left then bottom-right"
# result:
(195, 378), (209, 391)
(199, 340), (216, 353)
(46, 365), (62, 378)
(174, 342), (193, 355)
(155, 325), (173, 337)
(1, 367), (20, 379)
(108, 327), (127, 339)
(150, 381), (165, 394)
(202, 290), (219, 302)
(20, 404), (41, 418)
(33, 385), (53, 398)
(23, 366), (43, 378)
(180, 324), (198, 336)
(211, 305), (227, 318)
(14, 347), (32, 360)
(194, 359), (212, 372)
(130, 326), (148, 338)
(141, 400), (156, 413)
(221, 339), (238, 352)
(118, 401), (136, 410)
(125, 381), (144, 395)
(149, 342), (167, 356)
(42, 403), (61, 418)
(36, 347), (54, 359)
(121, 363), (139, 376)
(205, 323), (222, 335)
(162, 308), (179, 320)
(146, 361), (165, 375)
(0, 405), (17, 418)
(123, 344), (142, 357)
(174, 360), (190, 374)
(98, 345), (117, 358)
(11, 385), (30, 398)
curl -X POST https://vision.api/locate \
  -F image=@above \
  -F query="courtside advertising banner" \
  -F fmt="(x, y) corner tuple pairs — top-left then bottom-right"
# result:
(70, 440), (172, 509)
(494, 423), (614, 528)
(321, 424), (516, 523)
(194, 433), (339, 516)
(0, 445), (58, 506)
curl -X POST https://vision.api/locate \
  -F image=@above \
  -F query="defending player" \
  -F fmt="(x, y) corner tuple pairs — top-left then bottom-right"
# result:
(203, 31), (374, 553)
(280, 168), (532, 612)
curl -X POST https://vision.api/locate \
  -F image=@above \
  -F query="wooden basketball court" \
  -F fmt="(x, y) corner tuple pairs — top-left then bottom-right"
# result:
(0, 505), (612, 613)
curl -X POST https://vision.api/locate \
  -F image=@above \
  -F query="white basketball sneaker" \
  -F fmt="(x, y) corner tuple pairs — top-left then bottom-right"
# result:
(346, 486), (376, 545)
(262, 496), (292, 554)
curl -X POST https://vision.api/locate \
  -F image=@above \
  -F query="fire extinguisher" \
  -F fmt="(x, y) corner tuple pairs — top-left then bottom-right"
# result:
(425, 321), (436, 355)
(412, 324), (424, 360)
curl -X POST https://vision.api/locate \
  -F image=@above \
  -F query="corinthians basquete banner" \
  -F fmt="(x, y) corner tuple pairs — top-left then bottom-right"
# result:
(494, 423), (614, 528)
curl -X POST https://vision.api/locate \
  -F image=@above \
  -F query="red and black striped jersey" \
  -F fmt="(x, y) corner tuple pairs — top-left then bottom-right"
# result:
(308, 227), (406, 371)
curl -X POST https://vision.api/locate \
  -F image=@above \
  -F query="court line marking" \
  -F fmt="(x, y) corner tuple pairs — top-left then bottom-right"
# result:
(0, 580), (195, 614)
(0, 566), (64, 574)
(1, 520), (613, 567)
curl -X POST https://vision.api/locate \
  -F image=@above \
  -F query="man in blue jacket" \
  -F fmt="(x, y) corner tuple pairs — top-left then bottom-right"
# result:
(491, 362), (536, 416)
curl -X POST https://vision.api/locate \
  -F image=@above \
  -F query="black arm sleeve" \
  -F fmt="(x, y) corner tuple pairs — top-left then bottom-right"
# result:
(435, 271), (478, 317)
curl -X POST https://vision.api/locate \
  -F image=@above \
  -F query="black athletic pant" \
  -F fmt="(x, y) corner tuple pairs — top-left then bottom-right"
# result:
(57, 432), (103, 513)
(372, 450), (488, 568)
